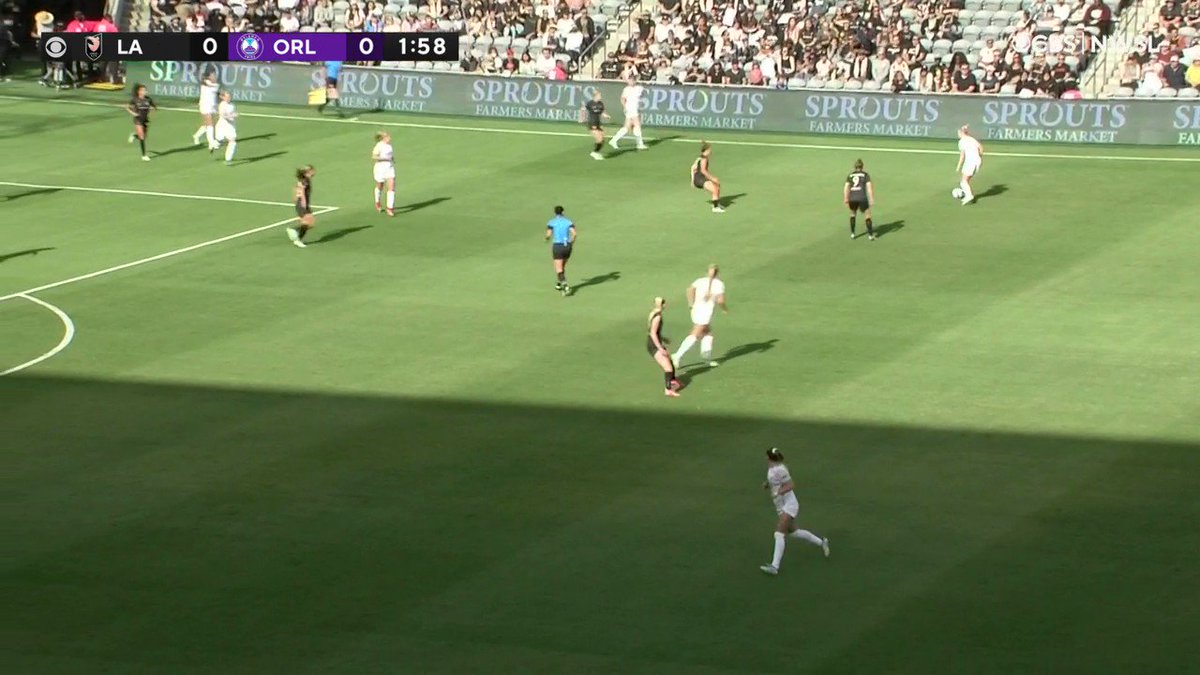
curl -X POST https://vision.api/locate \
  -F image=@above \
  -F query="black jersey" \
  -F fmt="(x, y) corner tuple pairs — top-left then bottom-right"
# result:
(646, 309), (665, 354)
(845, 170), (870, 201)
(297, 176), (313, 203)
(129, 95), (156, 124)
(584, 99), (605, 126)
(691, 156), (709, 188)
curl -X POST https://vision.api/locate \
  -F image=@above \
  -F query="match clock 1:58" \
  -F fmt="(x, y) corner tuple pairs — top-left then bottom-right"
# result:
(385, 33), (458, 61)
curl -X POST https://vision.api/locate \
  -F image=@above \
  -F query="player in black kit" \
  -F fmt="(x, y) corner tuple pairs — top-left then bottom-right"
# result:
(691, 142), (723, 213)
(580, 90), (611, 160)
(126, 84), (157, 162)
(843, 159), (876, 240)
(287, 165), (317, 248)
(647, 296), (682, 397)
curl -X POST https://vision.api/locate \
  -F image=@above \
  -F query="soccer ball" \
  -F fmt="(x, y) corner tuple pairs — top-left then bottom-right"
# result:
(951, 188), (965, 200)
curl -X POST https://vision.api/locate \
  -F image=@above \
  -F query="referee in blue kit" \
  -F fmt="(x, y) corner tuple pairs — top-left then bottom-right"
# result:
(545, 205), (576, 296)
(318, 60), (342, 116)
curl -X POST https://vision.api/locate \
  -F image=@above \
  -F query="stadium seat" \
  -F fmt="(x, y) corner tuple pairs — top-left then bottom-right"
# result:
(1116, 86), (1134, 97)
(1156, 88), (1178, 98)
(992, 10), (1011, 23)
(460, 35), (474, 48)
(476, 36), (493, 49)
(511, 38), (529, 52)
(965, 0), (982, 9)
(999, 83), (1017, 95)
(300, 25), (314, 32)
(933, 39), (952, 52)
(964, 26), (982, 39)
(807, 78), (826, 89)
(1065, 55), (1079, 69)
(416, 62), (434, 70)
(973, 10), (994, 25)
(952, 39), (972, 52)
(825, 80), (844, 90)
(959, 9), (975, 22)
(494, 36), (512, 49)
(317, 26), (332, 32)
(843, 79), (862, 90)
(434, 62), (452, 71)
(862, 79), (881, 90)
(333, 0), (349, 9)
(981, 26), (1003, 38)
(981, 0), (1002, 10)
(1179, 26), (1198, 38)
(1177, 88), (1199, 99)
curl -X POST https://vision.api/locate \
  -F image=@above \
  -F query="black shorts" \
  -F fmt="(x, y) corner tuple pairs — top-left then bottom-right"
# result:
(848, 199), (869, 212)
(588, 122), (603, 131)
(295, 201), (313, 217)
(552, 243), (572, 261)
(134, 117), (149, 127)
(693, 173), (706, 189)
(326, 77), (339, 87)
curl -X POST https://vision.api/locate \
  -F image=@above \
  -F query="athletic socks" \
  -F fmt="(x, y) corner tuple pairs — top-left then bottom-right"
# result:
(374, 187), (381, 206)
(192, 127), (205, 143)
(634, 130), (644, 146)
(224, 140), (236, 163)
(960, 179), (974, 201)
(298, 225), (309, 240)
(673, 335), (697, 362)
(699, 335), (714, 360)
(865, 217), (874, 237)
(771, 531), (786, 569)
(791, 529), (825, 547)
(286, 227), (300, 242)
(712, 199), (720, 209)
(593, 142), (602, 152)
(137, 138), (146, 156)
(386, 191), (395, 210)
(611, 127), (627, 144)
(204, 125), (215, 146)
(850, 216), (856, 236)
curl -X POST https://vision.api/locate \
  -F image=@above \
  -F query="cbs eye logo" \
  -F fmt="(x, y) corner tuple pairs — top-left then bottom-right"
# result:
(44, 36), (68, 58)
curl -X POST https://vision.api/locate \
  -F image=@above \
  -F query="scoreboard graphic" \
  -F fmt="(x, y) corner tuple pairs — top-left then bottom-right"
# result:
(41, 32), (459, 63)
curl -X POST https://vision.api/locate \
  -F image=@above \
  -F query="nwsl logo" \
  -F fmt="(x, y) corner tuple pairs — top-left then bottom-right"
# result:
(236, 34), (264, 60)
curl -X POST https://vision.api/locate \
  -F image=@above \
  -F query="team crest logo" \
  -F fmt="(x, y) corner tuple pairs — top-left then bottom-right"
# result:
(236, 34), (264, 61)
(84, 33), (102, 61)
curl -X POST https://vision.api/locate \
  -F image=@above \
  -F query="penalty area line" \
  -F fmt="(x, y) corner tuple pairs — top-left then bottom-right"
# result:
(0, 294), (77, 376)
(1, 93), (1197, 163)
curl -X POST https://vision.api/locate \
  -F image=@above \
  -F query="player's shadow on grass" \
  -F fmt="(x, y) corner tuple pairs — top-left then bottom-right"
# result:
(973, 184), (1008, 202)
(311, 225), (374, 245)
(679, 338), (779, 385)
(151, 144), (206, 159)
(396, 197), (451, 213)
(237, 133), (276, 144)
(572, 271), (620, 293)
(235, 151), (289, 165)
(1, 187), (61, 201)
(0, 247), (54, 264)
(721, 193), (748, 208)
(874, 220), (905, 238)
(608, 134), (683, 157)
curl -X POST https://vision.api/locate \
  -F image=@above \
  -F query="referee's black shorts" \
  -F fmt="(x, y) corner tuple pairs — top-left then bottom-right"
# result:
(552, 243), (573, 261)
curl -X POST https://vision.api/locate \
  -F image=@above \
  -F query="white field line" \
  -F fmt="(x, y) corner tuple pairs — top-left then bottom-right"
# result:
(2, 93), (1197, 163)
(0, 294), (77, 376)
(0, 206), (337, 304)
(0, 180), (299, 207)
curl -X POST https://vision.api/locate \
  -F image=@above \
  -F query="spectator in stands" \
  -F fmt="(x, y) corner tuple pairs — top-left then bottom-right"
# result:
(502, 48), (519, 75)
(65, 10), (89, 32)
(1163, 52), (1188, 88)
(483, 46), (500, 73)
(599, 51), (621, 78)
(1137, 61), (1165, 96)
(345, 4), (364, 30)
(280, 10), (301, 32)
(1185, 0), (1200, 29)
(1049, 54), (1075, 96)
(1187, 53), (1200, 87)
(891, 68), (910, 92)
(951, 61), (977, 93)
(977, 37), (997, 68)
(979, 62), (1001, 94)
(519, 50), (537, 75)
(549, 58), (569, 80)
(1119, 54), (1142, 89)
(1161, 0), (1184, 28)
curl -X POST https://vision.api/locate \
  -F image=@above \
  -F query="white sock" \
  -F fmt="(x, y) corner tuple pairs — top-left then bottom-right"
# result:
(771, 531), (786, 568)
(612, 127), (627, 144)
(960, 179), (973, 200)
(193, 126), (205, 141)
(673, 335), (697, 361)
(224, 140), (236, 162)
(635, 129), (644, 145)
(286, 227), (299, 242)
(699, 335), (714, 360)
(386, 190), (395, 209)
(791, 529), (824, 546)
(204, 125), (215, 145)
(374, 187), (381, 204)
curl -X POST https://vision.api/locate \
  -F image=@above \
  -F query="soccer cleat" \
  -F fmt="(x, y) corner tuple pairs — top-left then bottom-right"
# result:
(664, 388), (680, 397)
(292, 240), (307, 248)
(712, 206), (725, 213)
(141, 155), (151, 162)
(869, 234), (876, 241)
(760, 564), (779, 575)
(375, 202), (381, 212)
(561, 284), (571, 296)
(590, 152), (604, 160)
(609, 139), (619, 149)
(386, 209), (394, 217)
(706, 360), (720, 367)
(636, 144), (648, 150)
(822, 538), (831, 558)
(961, 197), (974, 206)
(225, 160), (233, 166)
(554, 282), (563, 291)
(127, 133), (135, 144)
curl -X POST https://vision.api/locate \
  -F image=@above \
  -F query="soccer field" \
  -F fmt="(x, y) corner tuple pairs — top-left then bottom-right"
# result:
(3, 84), (1199, 673)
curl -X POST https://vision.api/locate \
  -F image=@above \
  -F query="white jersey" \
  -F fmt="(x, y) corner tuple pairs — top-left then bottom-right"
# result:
(621, 84), (644, 116)
(373, 141), (396, 182)
(689, 276), (725, 325)
(199, 81), (219, 114)
(218, 100), (237, 124)
(958, 135), (983, 175)
(767, 464), (800, 517)
(215, 101), (237, 141)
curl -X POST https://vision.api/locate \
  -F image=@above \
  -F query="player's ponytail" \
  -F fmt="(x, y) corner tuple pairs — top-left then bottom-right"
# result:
(854, 158), (864, 171)
(766, 447), (784, 462)
(374, 131), (386, 142)
(699, 141), (711, 154)
(705, 263), (718, 301)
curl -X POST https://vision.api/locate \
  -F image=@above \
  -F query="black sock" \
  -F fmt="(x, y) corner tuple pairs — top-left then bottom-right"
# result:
(298, 226), (308, 240)
(138, 138), (146, 155)
(593, 142), (602, 152)
(664, 371), (675, 389)
(557, 272), (565, 283)
(317, 103), (325, 113)
(712, 199), (719, 208)
(866, 218), (874, 236)
(850, 216), (856, 234)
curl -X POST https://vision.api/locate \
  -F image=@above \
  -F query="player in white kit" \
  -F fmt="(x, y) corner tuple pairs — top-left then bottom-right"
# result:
(609, 76), (647, 151)
(955, 124), (984, 205)
(192, 70), (220, 151)
(214, 91), (238, 165)
(672, 264), (727, 368)
(760, 447), (830, 576)
(372, 131), (396, 216)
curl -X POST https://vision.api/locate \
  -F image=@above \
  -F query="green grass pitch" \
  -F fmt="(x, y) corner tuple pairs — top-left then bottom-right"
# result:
(2, 83), (1200, 673)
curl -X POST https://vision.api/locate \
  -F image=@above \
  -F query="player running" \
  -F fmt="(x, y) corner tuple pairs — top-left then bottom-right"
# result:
(691, 142), (723, 213)
(672, 264), (727, 368)
(760, 447), (830, 576)
(647, 297), (682, 397)
(214, 91), (238, 165)
(844, 159), (876, 240)
(191, 70), (219, 151)
(956, 124), (983, 205)
(372, 131), (396, 216)
(544, 205), (576, 296)
(287, 165), (316, 248)
(580, 89), (610, 160)
(609, 76), (646, 151)
(126, 83), (157, 162)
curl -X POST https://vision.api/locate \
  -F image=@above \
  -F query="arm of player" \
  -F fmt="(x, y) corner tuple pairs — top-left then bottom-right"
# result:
(956, 150), (964, 173)
(685, 285), (696, 308)
(578, 105), (586, 123)
(843, 180), (850, 204)
(715, 293), (728, 313)
(776, 481), (794, 497)
(544, 226), (552, 242)
(650, 316), (668, 352)
(568, 225), (576, 244)
(867, 180), (875, 206)
(295, 183), (307, 209)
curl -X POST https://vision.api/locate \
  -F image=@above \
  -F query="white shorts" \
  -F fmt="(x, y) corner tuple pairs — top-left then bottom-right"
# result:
(624, 109), (640, 122)
(690, 306), (714, 326)
(215, 120), (236, 141)
(200, 103), (216, 116)
(373, 163), (395, 182)
(775, 493), (800, 518)
(962, 159), (981, 177)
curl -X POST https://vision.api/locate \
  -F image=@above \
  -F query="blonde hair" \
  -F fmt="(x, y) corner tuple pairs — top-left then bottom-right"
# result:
(647, 296), (665, 327)
(704, 264), (719, 302)
(375, 131), (388, 142)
